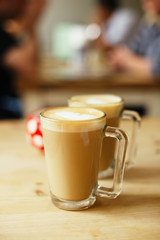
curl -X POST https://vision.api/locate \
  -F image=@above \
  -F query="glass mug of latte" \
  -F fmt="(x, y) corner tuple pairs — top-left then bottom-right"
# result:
(68, 94), (141, 179)
(40, 107), (128, 210)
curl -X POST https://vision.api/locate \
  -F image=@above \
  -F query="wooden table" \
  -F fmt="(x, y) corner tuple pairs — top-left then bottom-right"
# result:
(0, 118), (160, 239)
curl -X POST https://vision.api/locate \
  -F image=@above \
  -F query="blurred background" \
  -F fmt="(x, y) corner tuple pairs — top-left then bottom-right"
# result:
(0, 0), (160, 119)
(37, 0), (142, 53)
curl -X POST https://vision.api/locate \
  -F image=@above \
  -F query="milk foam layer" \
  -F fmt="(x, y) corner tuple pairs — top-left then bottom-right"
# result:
(69, 94), (124, 118)
(46, 110), (99, 121)
(40, 107), (106, 132)
(69, 94), (122, 106)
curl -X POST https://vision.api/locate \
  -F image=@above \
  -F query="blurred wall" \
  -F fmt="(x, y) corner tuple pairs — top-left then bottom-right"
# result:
(121, 0), (142, 12)
(36, 0), (142, 53)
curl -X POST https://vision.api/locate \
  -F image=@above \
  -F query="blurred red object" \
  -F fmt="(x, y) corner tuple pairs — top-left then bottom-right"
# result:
(26, 109), (44, 151)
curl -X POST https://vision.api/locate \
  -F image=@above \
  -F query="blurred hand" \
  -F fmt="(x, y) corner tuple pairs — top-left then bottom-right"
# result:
(4, 35), (38, 77)
(108, 46), (135, 70)
(108, 45), (152, 78)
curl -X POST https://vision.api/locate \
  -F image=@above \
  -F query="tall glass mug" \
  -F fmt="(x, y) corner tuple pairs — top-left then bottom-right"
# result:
(40, 107), (128, 210)
(68, 94), (141, 179)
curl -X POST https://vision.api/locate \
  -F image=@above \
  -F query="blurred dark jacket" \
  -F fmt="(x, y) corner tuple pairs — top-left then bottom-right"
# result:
(127, 17), (160, 77)
(0, 24), (22, 119)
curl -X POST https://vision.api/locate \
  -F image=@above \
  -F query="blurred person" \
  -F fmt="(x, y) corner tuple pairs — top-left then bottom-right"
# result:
(0, 0), (46, 119)
(89, 0), (138, 50)
(109, 0), (160, 79)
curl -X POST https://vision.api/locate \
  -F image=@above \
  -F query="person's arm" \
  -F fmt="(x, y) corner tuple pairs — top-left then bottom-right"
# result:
(2, 0), (46, 77)
(108, 46), (153, 78)
(124, 55), (152, 77)
(3, 33), (38, 77)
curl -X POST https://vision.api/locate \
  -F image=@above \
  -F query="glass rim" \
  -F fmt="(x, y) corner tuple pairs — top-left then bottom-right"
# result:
(40, 106), (106, 124)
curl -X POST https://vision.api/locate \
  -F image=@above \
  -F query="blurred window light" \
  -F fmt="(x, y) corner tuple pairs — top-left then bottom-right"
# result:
(85, 23), (101, 40)
(52, 23), (101, 60)
(52, 23), (87, 60)
(68, 25), (86, 50)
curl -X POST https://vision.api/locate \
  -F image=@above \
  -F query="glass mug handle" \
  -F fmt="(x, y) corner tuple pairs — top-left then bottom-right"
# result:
(121, 110), (141, 168)
(97, 126), (128, 199)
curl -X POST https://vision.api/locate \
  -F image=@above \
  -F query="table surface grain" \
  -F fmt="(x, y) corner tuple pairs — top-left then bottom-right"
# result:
(0, 118), (160, 240)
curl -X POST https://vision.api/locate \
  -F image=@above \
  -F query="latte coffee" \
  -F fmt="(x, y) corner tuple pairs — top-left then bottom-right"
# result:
(40, 107), (106, 201)
(68, 94), (124, 176)
(40, 106), (128, 210)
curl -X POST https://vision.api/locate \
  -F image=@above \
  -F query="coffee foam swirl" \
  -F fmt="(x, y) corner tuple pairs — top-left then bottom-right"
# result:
(40, 107), (106, 132)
